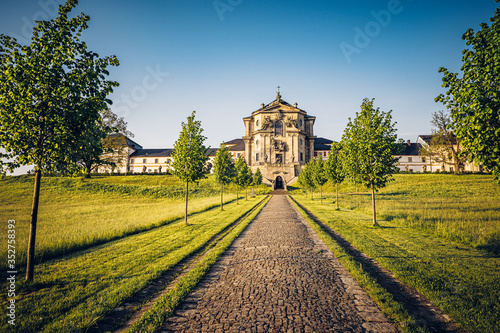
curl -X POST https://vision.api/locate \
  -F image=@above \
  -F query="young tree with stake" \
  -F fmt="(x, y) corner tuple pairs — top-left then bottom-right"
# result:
(252, 168), (263, 196)
(313, 155), (328, 204)
(172, 111), (209, 225)
(0, 0), (119, 282)
(213, 144), (235, 211)
(325, 142), (344, 210)
(341, 98), (401, 227)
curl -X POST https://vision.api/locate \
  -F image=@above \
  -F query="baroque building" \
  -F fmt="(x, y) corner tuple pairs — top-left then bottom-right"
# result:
(236, 91), (324, 189)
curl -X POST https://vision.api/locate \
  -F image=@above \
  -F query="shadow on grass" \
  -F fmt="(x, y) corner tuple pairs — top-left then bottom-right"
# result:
(290, 196), (459, 333)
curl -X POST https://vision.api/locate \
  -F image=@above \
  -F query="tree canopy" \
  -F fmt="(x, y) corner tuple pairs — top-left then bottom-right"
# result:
(0, 0), (118, 281)
(341, 98), (400, 226)
(436, 1), (500, 182)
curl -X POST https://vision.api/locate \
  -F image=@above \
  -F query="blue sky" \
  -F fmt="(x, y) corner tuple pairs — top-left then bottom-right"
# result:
(1, 0), (499, 158)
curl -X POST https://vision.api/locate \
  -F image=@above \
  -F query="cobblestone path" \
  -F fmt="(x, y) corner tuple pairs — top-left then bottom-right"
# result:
(160, 195), (398, 332)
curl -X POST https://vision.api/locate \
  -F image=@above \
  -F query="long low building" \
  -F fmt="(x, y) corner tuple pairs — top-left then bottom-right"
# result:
(99, 92), (482, 186)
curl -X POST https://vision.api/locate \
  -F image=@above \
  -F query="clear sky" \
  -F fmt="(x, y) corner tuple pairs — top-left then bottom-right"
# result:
(1, 0), (499, 170)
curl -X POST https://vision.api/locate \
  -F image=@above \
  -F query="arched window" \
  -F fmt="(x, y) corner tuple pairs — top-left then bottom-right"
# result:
(274, 121), (284, 136)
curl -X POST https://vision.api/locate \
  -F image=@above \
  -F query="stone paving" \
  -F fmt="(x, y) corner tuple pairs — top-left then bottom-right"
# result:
(159, 195), (398, 332)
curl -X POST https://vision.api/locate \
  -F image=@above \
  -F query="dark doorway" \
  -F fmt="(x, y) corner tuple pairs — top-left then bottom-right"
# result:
(275, 176), (284, 190)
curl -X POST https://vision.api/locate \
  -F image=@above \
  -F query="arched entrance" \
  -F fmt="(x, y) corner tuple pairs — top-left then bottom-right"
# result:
(274, 176), (284, 190)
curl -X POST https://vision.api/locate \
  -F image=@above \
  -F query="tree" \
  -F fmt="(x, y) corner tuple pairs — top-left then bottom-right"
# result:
(213, 144), (235, 211)
(341, 98), (401, 226)
(252, 168), (263, 196)
(69, 108), (133, 178)
(325, 141), (344, 210)
(436, 2), (500, 182)
(419, 110), (468, 174)
(0, 0), (119, 282)
(172, 111), (209, 225)
(99, 108), (135, 173)
(234, 155), (252, 203)
(313, 155), (328, 204)
(298, 160), (316, 199)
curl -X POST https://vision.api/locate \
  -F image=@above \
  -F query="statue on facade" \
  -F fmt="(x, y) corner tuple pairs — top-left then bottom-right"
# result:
(262, 116), (272, 130)
(286, 116), (298, 129)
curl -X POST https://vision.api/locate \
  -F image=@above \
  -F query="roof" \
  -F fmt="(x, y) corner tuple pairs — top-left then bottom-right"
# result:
(224, 138), (245, 151)
(314, 143), (332, 151)
(130, 149), (173, 157)
(252, 92), (307, 114)
(399, 142), (422, 156)
(417, 135), (433, 145)
(315, 137), (334, 145)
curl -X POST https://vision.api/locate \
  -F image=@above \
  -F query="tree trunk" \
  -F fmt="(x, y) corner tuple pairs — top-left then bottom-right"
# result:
(320, 186), (323, 205)
(220, 183), (224, 211)
(371, 181), (378, 227)
(85, 164), (92, 178)
(236, 186), (239, 205)
(245, 186), (248, 200)
(26, 168), (42, 282)
(311, 187), (313, 200)
(336, 183), (339, 210)
(184, 180), (189, 226)
(252, 186), (255, 197)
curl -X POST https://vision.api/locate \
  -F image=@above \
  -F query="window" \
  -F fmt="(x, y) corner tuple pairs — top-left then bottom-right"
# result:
(274, 121), (284, 136)
(300, 152), (303, 161)
(256, 139), (259, 146)
(155, 158), (159, 163)
(256, 153), (259, 162)
(299, 139), (303, 145)
(143, 158), (146, 163)
(314, 152), (318, 157)
(422, 157), (426, 163)
(299, 119), (303, 127)
(408, 157), (412, 162)
(256, 119), (259, 127)
(131, 159), (134, 164)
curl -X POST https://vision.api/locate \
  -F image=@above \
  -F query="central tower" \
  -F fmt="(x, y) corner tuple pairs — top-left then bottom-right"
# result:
(242, 91), (316, 189)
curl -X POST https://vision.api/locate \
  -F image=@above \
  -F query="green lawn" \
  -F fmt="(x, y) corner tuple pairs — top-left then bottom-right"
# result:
(0, 194), (266, 332)
(293, 173), (500, 252)
(291, 174), (500, 333)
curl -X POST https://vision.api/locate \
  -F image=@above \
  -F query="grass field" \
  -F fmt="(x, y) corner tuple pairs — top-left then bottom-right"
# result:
(291, 173), (500, 333)
(0, 191), (266, 332)
(292, 173), (500, 252)
(0, 174), (270, 272)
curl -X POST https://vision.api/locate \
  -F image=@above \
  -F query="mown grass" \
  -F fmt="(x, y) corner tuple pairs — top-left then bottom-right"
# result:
(0, 196), (266, 333)
(291, 194), (500, 333)
(291, 173), (500, 253)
